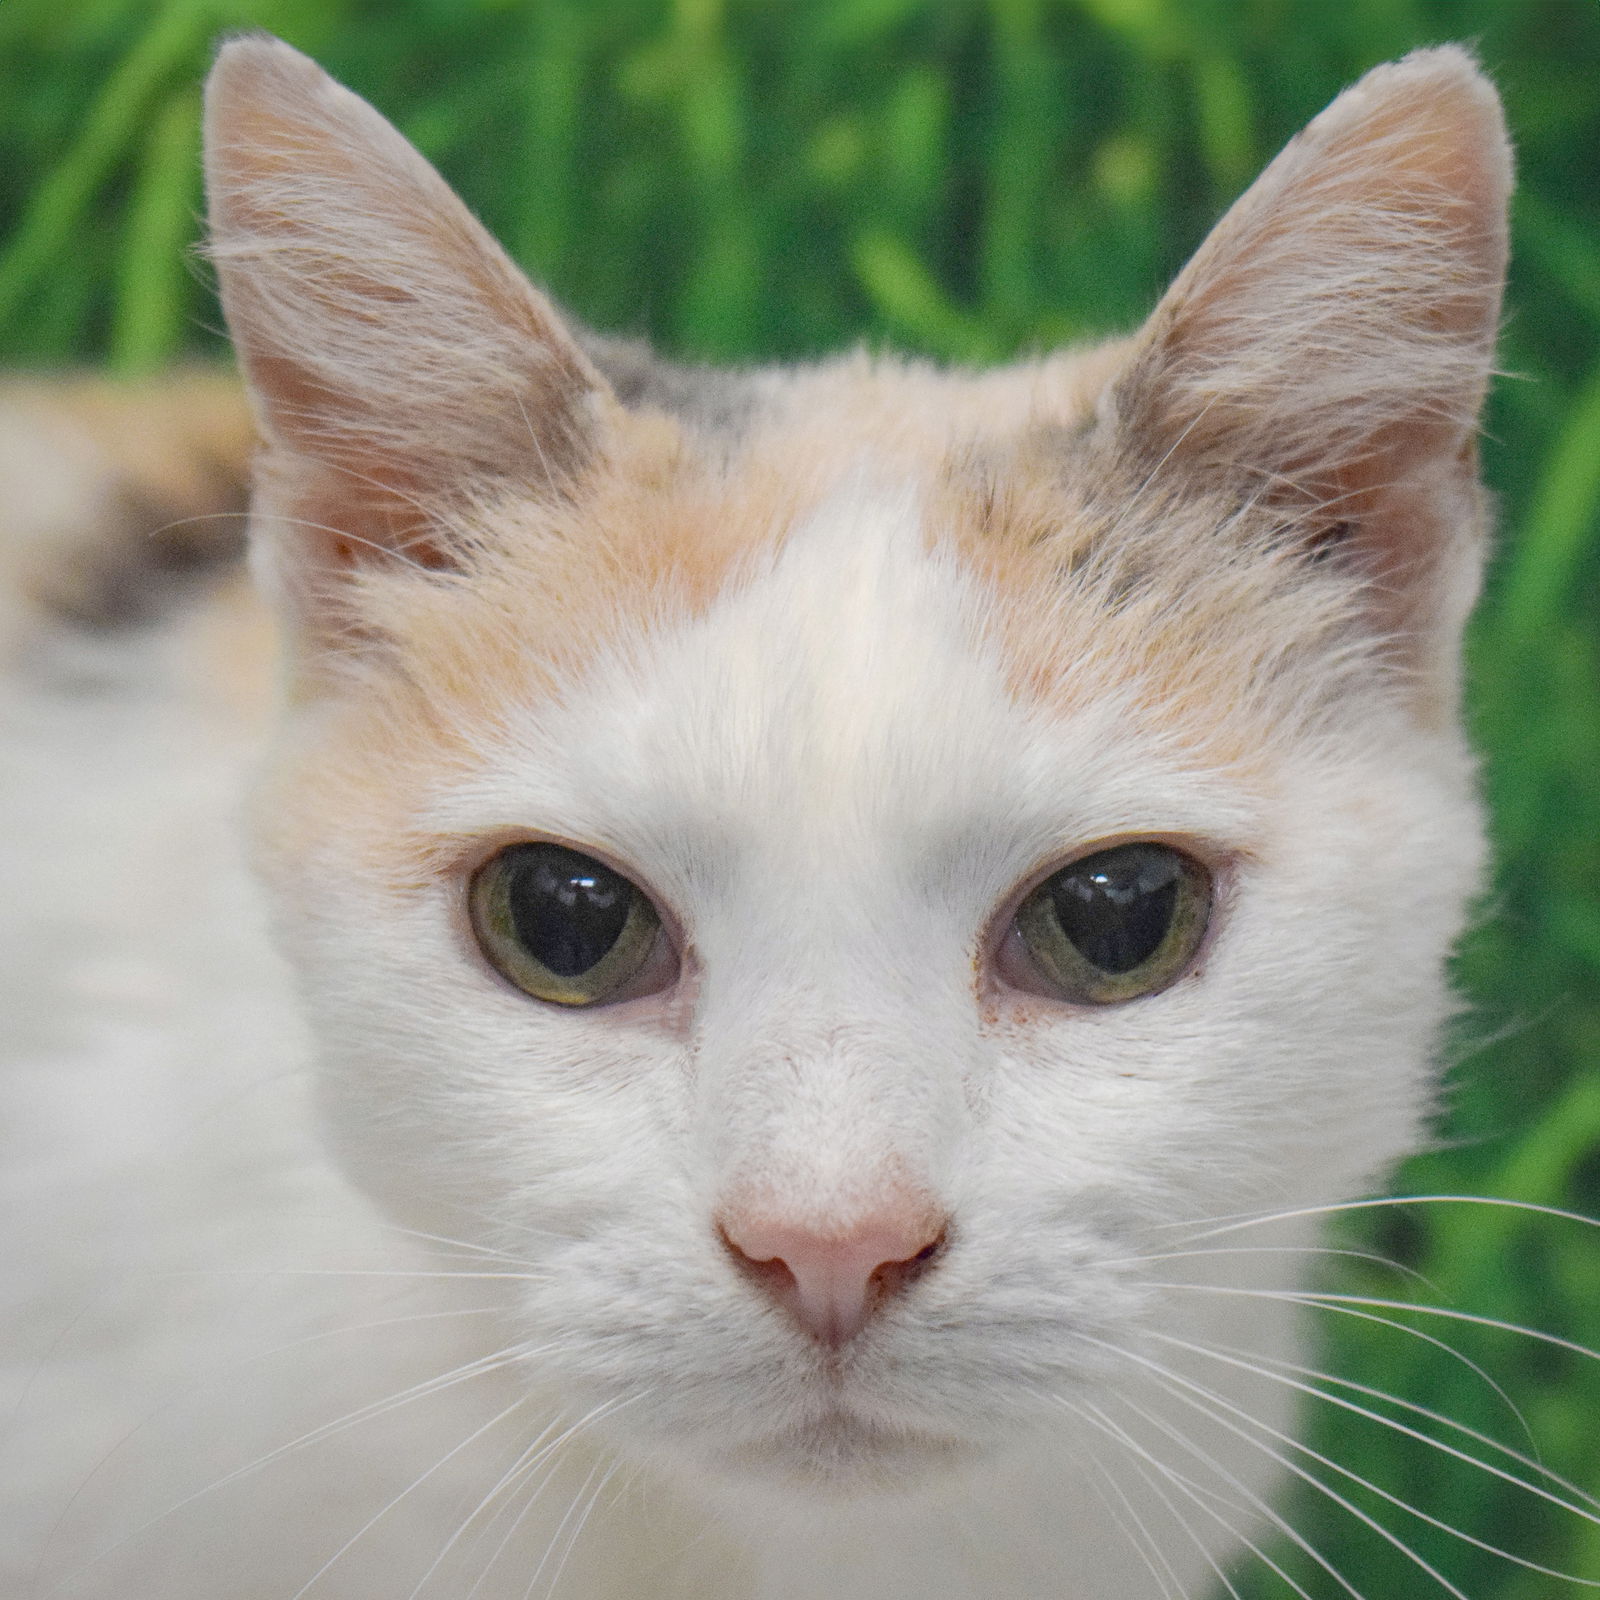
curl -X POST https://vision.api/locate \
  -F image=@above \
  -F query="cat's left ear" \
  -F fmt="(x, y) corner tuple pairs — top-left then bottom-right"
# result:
(204, 35), (615, 588)
(1107, 46), (1510, 706)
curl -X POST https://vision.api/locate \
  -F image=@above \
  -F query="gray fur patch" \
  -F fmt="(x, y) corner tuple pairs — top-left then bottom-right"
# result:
(578, 329), (768, 439)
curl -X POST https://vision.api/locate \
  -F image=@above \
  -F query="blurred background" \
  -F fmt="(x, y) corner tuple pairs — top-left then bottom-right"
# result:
(3, 0), (1598, 1594)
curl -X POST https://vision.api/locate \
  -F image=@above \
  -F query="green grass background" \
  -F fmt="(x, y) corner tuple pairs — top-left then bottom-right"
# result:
(3, 1), (1598, 1595)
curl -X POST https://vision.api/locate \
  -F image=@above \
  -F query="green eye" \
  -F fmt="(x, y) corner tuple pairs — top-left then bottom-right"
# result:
(469, 843), (666, 1006)
(1013, 843), (1211, 1004)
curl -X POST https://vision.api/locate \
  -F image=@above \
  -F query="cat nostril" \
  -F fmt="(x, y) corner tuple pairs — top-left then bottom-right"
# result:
(717, 1204), (948, 1349)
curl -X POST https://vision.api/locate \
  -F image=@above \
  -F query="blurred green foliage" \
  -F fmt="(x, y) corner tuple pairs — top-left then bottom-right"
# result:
(3, 1), (1599, 1596)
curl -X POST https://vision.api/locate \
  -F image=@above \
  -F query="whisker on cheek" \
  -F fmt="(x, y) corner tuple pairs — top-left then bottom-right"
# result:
(1145, 1328), (1600, 1524)
(1098, 1334), (1600, 1595)
(1075, 1397), (1298, 1600)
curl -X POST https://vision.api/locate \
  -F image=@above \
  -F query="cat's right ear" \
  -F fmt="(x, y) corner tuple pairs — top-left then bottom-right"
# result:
(203, 36), (615, 626)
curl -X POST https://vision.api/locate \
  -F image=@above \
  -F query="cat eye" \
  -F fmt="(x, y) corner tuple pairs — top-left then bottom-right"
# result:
(1007, 842), (1211, 1005)
(469, 842), (671, 1007)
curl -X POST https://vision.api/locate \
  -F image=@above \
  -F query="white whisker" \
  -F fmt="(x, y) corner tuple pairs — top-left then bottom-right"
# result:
(1074, 1398), (1247, 1600)
(166, 1267), (548, 1283)
(1105, 1240), (1435, 1291)
(1106, 1333), (1594, 1593)
(1051, 1392), (1187, 1600)
(1133, 1366), (1470, 1597)
(1088, 1389), (1368, 1600)
(242, 1305), (507, 1366)
(380, 1225), (543, 1268)
(1149, 1328), (1600, 1520)
(459, 1394), (642, 1600)
(1159, 1193), (1600, 1247)
(1081, 1454), (1188, 1599)
(286, 1392), (533, 1599)
(518, 1460), (605, 1600)
(541, 1457), (623, 1600)
(44, 1341), (545, 1599)
(404, 1414), (570, 1600)
(1146, 1280), (1541, 1448)
(1151, 1280), (1600, 1368)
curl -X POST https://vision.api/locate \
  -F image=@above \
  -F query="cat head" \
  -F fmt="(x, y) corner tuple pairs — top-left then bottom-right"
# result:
(205, 38), (1508, 1495)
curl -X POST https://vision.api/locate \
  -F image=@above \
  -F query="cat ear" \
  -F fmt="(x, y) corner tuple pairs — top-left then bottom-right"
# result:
(203, 35), (614, 590)
(1108, 47), (1510, 686)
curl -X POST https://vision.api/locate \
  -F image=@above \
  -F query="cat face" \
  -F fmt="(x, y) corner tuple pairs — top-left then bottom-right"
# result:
(207, 40), (1507, 1496)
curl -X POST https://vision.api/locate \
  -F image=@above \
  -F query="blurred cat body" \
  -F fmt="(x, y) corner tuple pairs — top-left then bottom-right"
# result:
(0, 37), (1509, 1600)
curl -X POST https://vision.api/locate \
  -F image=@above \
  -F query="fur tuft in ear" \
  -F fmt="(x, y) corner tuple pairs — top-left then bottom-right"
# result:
(204, 34), (614, 595)
(1116, 46), (1509, 487)
(1107, 47), (1510, 710)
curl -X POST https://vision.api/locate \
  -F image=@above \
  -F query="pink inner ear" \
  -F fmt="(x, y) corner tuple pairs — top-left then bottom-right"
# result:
(278, 466), (460, 577)
(1074, 48), (1509, 721)
(1117, 48), (1509, 507)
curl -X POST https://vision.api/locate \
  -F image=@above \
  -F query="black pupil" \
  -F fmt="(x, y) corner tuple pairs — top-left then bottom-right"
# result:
(1048, 844), (1182, 974)
(505, 846), (633, 978)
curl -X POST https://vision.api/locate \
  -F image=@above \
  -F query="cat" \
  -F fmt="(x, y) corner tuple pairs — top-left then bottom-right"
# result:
(0, 368), (251, 660)
(1, 31), (1555, 1600)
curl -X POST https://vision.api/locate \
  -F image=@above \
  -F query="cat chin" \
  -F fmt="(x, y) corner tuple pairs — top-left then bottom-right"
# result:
(696, 1412), (981, 1499)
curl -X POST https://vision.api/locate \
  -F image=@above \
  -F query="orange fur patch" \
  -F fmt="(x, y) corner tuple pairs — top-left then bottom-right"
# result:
(246, 329), (1390, 897)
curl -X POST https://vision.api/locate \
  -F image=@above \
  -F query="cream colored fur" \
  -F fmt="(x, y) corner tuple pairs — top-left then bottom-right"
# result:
(1, 37), (1510, 1600)
(0, 370), (249, 658)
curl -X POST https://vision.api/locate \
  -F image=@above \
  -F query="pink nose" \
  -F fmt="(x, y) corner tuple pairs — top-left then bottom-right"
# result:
(719, 1199), (947, 1348)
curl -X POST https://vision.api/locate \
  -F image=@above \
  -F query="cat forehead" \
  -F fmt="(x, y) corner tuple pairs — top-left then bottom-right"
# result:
(280, 352), (1361, 892)
(420, 477), (1265, 884)
(371, 343), (1323, 757)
